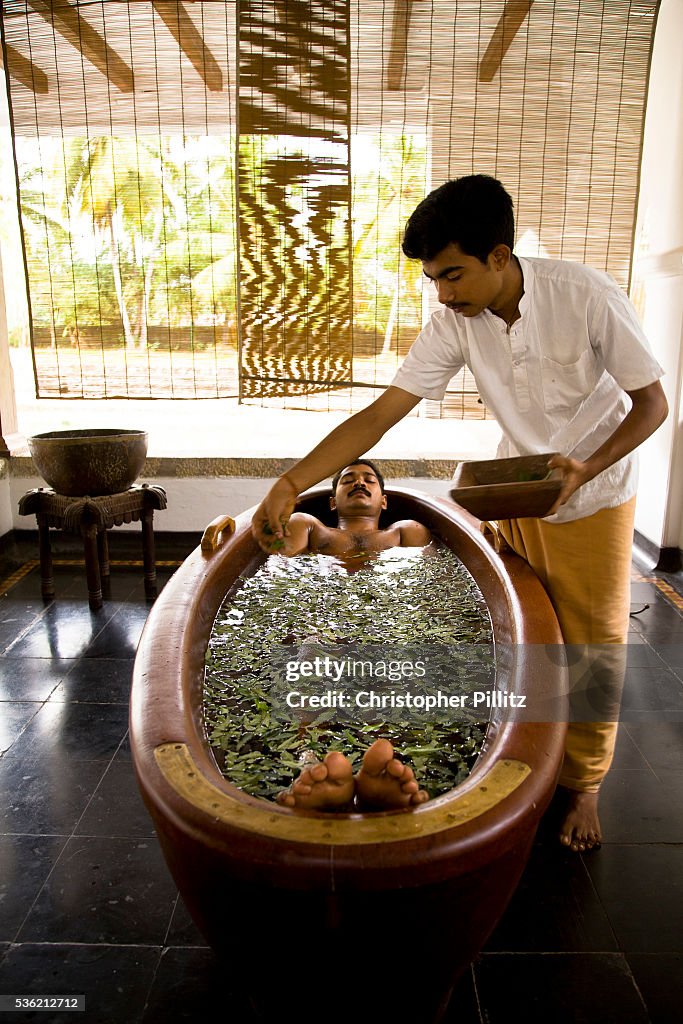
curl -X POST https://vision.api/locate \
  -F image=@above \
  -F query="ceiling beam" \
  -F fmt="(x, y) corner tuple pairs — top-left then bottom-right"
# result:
(152, 2), (223, 92)
(386, 0), (413, 91)
(28, 1), (134, 92)
(1, 44), (49, 93)
(479, 0), (534, 83)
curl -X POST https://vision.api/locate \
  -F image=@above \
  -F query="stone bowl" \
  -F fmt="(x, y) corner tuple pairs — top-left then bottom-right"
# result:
(28, 428), (148, 497)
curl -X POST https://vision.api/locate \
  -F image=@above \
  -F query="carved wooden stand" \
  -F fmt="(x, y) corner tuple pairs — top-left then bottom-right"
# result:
(18, 484), (167, 611)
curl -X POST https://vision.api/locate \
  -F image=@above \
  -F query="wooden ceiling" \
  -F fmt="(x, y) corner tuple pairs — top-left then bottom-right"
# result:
(2, 0), (532, 99)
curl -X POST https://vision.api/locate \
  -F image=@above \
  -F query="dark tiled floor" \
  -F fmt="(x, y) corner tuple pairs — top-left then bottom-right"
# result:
(1, 551), (682, 1023)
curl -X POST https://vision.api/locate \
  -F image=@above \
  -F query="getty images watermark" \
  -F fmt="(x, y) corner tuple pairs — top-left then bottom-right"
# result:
(283, 650), (523, 713)
(264, 642), (683, 724)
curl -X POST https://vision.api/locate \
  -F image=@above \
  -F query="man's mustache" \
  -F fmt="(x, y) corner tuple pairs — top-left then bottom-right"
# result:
(349, 486), (371, 496)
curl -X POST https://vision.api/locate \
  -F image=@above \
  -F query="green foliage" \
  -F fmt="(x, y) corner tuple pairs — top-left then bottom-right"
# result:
(15, 130), (426, 351)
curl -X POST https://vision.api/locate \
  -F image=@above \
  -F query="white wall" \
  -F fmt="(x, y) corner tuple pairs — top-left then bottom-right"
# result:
(633, 0), (683, 551)
(9, 473), (451, 534)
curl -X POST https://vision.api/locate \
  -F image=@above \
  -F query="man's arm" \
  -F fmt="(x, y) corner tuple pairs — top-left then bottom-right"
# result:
(546, 380), (668, 515)
(252, 386), (422, 550)
(271, 512), (317, 556)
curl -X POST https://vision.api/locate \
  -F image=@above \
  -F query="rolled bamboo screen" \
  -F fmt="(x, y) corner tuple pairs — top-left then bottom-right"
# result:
(1, 1), (658, 411)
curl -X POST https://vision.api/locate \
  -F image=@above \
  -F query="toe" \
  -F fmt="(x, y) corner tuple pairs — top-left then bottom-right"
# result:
(362, 738), (394, 775)
(309, 763), (328, 782)
(386, 757), (405, 778)
(323, 751), (353, 782)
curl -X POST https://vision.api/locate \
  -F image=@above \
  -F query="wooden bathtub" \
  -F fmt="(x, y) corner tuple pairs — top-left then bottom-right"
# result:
(130, 487), (567, 1022)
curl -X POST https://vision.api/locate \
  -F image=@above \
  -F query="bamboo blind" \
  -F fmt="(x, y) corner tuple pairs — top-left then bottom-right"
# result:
(1, 1), (658, 411)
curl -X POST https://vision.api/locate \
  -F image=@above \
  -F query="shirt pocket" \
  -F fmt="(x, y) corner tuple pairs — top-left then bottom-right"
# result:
(541, 348), (598, 411)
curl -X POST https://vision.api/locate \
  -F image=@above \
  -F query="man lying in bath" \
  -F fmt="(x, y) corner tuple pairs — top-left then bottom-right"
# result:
(272, 458), (431, 557)
(272, 458), (432, 812)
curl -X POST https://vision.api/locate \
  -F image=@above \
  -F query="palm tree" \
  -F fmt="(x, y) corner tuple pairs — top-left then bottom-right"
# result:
(64, 136), (167, 349)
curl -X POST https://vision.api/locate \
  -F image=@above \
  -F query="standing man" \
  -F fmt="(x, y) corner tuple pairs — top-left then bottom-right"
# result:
(252, 174), (668, 851)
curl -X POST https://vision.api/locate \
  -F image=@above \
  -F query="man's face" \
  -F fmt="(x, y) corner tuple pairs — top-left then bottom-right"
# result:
(422, 241), (510, 318)
(331, 464), (387, 518)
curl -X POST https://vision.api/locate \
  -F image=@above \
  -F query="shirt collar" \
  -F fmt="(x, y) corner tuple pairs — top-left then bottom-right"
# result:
(516, 255), (534, 316)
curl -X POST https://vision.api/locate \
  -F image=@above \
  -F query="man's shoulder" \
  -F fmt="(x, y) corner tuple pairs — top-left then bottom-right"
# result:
(391, 519), (432, 545)
(288, 511), (333, 539)
(289, 511), (323, 526)
(522, 256), (617, 294)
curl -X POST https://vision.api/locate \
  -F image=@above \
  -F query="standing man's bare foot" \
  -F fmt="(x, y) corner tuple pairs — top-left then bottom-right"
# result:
(355, 738), (429, 810)
(277, 751), (354, 811)
(558, 787), (602, 852)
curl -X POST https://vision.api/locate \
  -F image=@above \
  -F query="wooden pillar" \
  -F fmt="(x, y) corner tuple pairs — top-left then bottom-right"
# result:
(0, 242), (20, 456)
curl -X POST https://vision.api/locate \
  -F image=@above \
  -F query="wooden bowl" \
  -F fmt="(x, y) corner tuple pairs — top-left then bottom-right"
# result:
(450, 454), (563, 520)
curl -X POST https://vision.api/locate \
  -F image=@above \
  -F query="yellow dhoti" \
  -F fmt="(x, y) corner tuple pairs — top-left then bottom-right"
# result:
(497, 496), (636, 793)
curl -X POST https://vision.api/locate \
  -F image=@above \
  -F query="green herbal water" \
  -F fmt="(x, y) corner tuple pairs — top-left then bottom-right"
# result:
(204, 545), (493, 801)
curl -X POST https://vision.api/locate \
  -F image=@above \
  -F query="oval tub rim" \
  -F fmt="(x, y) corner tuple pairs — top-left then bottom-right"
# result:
(130, 486), (567, 871)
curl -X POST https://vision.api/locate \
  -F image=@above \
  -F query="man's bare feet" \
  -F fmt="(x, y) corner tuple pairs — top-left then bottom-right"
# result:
(355, 738), (429, 810)
(558, 787), (602, 852)
(277, 751), (354, 811)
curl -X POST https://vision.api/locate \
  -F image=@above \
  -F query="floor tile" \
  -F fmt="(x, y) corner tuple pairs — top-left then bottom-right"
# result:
(585, 846), (683, 953)
(142, 946), (255, 1023)
(49, 659), (134, 704)
(0, 704), (39, 757)
(629, 592), (683, 633)
(0, 942), (159, 1024)
(625, 722), (683, 770)
(597, 769), (683, 842)
(626, 953), (683, 1024)
(0, 658), (74, 701)
(485, 844), (617, 952)
(17, 836), (178, 945)
(75, 762), (156, 839)
(83, 605), (151, 659)
(475, 953), (648, 1023)
(624, 640), (669, 669)
(2, 703), (129, 765)
(0, 600), (47, 653)
(0, 836), (68, 940)
(0, 758), (106, 836)
(163, 896), (209, 948)
(620, 665), (683, 716)
(609, 725), (652, 769)
(649, 642), (683, 671)
(2, 603), (114, 660)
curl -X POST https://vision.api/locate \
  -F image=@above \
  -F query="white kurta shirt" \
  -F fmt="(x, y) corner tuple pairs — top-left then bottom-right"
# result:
(391, 256), (664, 523)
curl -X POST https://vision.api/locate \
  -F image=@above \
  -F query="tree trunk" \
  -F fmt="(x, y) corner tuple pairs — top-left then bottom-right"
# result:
(108, 210), (135, 350)
(138, 215), (163, 350)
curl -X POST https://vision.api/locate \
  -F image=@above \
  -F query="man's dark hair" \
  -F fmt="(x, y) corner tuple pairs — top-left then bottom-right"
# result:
(331, 460), (385, 495)
(402, 174), (515, 264)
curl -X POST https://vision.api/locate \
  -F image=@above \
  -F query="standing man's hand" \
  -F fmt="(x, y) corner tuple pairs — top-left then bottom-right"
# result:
(251, 474), (299, 551)
(545, 455), (592, 515)
(545, 380), (668, 518)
